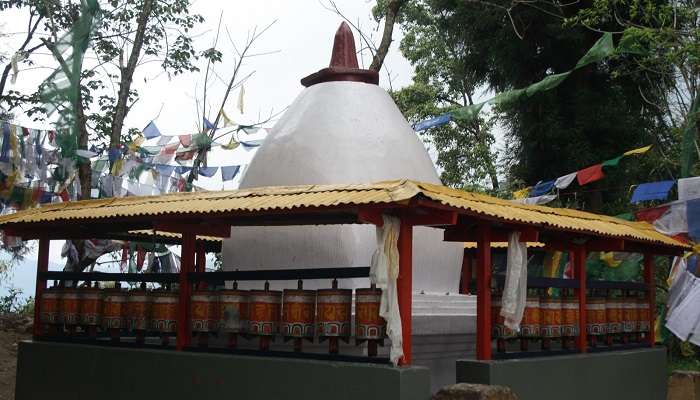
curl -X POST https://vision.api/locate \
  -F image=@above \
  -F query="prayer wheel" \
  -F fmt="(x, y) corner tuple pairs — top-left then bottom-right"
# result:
(101, 284), (127, 342)
(622, 294), (638, 343)
(39, 284), (61, 335)
(150, 289), (178, 345)
(249, 282), (282, 351)
(561, 295), (579, 350)
(637, 295), (650, 335)
(218, 283), (249, 349)
(355, 286), (386, 357)
(519, 295), (540, 351)
(127, 284), (150, 344)
(540, 296), (562, 350)
(79, 282), (103, 338)
(586, 297), (607, 347)
(192, 289), (220, 348)
(491, 295), (515, 353)
(61, 287), (81, 335)
(605, 295), (623, 345)
(282, 281), (316, 352)
(317, 280), (352, 354)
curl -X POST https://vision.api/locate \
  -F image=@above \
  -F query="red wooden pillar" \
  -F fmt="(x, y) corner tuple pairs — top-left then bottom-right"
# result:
(397, 219), (413, 365)
(644, 253), (656, 346)
(574, 245), (588, 352)
(177, 232), (196, 350)
(195, 242), (206, 290)
(460, 249), (472, 295)
(475, 223), (492, 360)
(33, 237), (50, 338)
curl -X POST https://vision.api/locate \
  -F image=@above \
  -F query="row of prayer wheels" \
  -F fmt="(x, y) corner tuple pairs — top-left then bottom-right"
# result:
(492, 291), (650, 352)
(39, 279), (387, 355)
(191, 280), (387, 355)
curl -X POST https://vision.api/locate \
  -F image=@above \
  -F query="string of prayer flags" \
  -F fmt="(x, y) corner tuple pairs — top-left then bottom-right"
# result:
(554, 172), (577, 190)
(221, 165), (241, 181)
(198, 166), (218, 178)
(143, 121), (161, 139)
(512, 194), (557, 205)
(630, 180), (676, 204)
(530, 180), (555, 197)
(576, 164), (605, 186)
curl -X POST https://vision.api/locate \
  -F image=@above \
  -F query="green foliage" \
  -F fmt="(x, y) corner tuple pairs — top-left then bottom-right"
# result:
(0, 288), (34, 317)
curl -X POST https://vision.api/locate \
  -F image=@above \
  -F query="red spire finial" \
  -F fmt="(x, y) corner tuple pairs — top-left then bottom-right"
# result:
(329, 22), (359, 69)
(300, 22), (378, 87)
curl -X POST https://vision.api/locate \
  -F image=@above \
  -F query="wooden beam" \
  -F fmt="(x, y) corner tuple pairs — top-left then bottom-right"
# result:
(475, 222), (492, 360)
(586, 238), (625, 252)
(404, 209), (458, 227)
(155, 222), (231, 238)
(644, 254), (656, 346)
(33, 237), (50, 338)
(177, 232), (195, 350)
(573, 244), (587, 353)
(445, 225), (538, 243)
(357, 209), (384, 227)
(397, 219), (413, 365)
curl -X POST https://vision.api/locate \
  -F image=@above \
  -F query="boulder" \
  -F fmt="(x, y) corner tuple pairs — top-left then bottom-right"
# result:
(668, 370), (700, 400)
(432, 383), (518, 400)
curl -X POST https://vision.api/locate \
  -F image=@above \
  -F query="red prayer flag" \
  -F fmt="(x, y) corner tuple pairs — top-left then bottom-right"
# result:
(576, 164), (604, 186)
(136, 245), (145, 271)
(179, 135), (192, 147)
(175, 150), (196, 161)
(161, 142), (179, 155)
(634, 205), (670, 223)
(58, 189), (70, 202)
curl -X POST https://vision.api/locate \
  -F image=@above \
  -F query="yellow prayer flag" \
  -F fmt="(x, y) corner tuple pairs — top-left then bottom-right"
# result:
(128, 136), (145, 153)
(513, 187), (531, 199)
(599, 251), (621, 268)
(237, 85), (245, 114)
(111, 159), (123, 175)
(221, 109), (235, 127)
(221, 134), (239, 150)
(623, 145), (652, 156)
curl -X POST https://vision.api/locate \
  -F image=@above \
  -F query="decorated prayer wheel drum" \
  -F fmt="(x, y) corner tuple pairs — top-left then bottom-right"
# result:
(282, 289), (316, 339)
(561, 296), (579, 337)
(127, 288), (150, 331)
(491, 296), (515, 339)
(248, 290), (282, 336)
(316, 288), (352, 339)
(606, 296), (623, 335)
(191, 290), (220, 333)
(79, 285), (103, 327)
(540, 296), (562, 338)
(520, 296), (541, 338)
(355, 287), (386, 340)
(622, 295), (639, 334)
(219, 289), (249, 333)
(637, 296), (650, 333)
(101, 288), (127, 330)
(150, 291), (178, 333)
(586, 297), (607, 336)
(61, 288), (81, 327)
(40, 287), (61, 326)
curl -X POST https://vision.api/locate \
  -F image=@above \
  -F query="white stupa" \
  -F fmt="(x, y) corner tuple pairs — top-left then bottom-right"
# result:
(222, 23), (475, 390)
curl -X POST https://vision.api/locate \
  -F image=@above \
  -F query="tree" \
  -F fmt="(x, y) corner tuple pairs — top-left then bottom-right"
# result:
(392, 0), (672, 212)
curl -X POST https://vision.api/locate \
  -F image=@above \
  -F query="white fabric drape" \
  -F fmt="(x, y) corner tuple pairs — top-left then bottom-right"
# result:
(500, 232), (528, 331)
(370, 215), (403, 365)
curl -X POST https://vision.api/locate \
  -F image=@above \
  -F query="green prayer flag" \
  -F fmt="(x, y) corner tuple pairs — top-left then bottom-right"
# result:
(491, 88), (526, 107)
(601, 155), (623, 168)
(525, 72), (571, 97)
(615, 212), (634, 221)
(575, 32), (615, 69)
(451, 102), (486, 122)
(192, 133), (213, 150)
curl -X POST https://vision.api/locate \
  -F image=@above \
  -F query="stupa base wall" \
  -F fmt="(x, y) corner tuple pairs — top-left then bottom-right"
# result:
(456, 347), (666, 400)
(16, 340), (430, 400)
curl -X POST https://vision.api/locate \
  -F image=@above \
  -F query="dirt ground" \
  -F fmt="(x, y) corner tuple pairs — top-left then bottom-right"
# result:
(0, 319), (31, 400)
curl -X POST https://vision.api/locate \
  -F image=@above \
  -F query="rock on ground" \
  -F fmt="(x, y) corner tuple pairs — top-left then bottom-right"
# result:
(668, 371), (700, 400)
(433, 383), (518, 400)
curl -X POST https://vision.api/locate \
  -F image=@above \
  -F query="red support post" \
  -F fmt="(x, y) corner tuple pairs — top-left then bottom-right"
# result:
(644, 253), (656, 346)
(195, 242), (206, 290)
(33, 237), (50, 338)
(475, 223), (492, 360)
(177, 232), (196, 350)
(397, 219), (413, 365)
(460, 249), (472, 295)
(574, 245), (588, 353)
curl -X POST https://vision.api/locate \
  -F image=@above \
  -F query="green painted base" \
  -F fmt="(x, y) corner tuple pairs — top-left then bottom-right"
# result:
(457, 347), (667, 400)
(16, 340), (430, 400)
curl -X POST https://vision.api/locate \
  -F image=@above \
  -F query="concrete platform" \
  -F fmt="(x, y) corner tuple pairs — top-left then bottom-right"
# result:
(16, 340), (431, 400)
(456, 347), (667, 400)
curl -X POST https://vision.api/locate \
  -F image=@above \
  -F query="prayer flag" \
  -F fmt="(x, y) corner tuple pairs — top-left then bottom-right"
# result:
(687, 198), (700, 241)
(635, 205), (670, 224)
(414, 113), (452, 132)
(157, 135), (173, 146)
(554, 172), (577, 190)
(630, 180), (675, 203)
(623, 145), (653, 157)
(513, 187), (531, 199)
(143, 121), (161, 139)
(221, 165), (240, 181)
(678, 177), (700, 201)
(108, 147), (121, 162)
(175, 150), (196, 161)
(511, 194), (557, 205)
(240, 141), (261, 148)
(75, 149), (97, 159)
(198, 166), (218, 177)
(238, 85), (245, 114)
(179, 135), (192, 147)
(175, 166), (191, 175)
(601, 156), (623, 168)
(221, 109), (235, 127)
(0, 123), (10, 163)
(530, 180), (555, 197)
(576, 164), (604, 186)
(203, 117), (215, 131)
(162, 142), (180, 155)
(221, 135), (239, 150)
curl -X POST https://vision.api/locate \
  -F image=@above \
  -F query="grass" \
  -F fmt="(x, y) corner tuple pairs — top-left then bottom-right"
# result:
(668, 357), (700, 375)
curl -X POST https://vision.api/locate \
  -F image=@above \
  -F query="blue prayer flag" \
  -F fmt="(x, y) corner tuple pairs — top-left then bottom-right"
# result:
(240, 141), (261, 148)
(687, 198), (700, 241)
(630, 180), (675, 204)
(143, 121), (161, 139)
(175, 166), (192, 175)
(414, 113), (452, 132)
(203, 117), (215, 131)
(0, 123), (11, 163)
(530, 180), (555, 197)
(198, 166), (218, 177)
(155, 164), (176, 177)
(108, 148), (121, 162)
(221, 165), (240, 181)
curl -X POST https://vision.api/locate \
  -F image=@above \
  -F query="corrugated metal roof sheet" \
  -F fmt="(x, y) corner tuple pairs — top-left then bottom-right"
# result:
(464, 242), (546, 249)
(0, 180), (685, 249)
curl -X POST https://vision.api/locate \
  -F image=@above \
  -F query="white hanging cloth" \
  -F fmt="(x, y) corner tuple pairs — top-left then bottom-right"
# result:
(665, 272), (700, 344)
(500, 232), (528, 331)
(369, 215), (403, 366)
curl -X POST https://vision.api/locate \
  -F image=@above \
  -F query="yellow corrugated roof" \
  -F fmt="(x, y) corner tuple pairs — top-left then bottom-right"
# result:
(464, 242), (546, 249)
(127, 230), (223, 242)
(0, 180), (685, 249)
